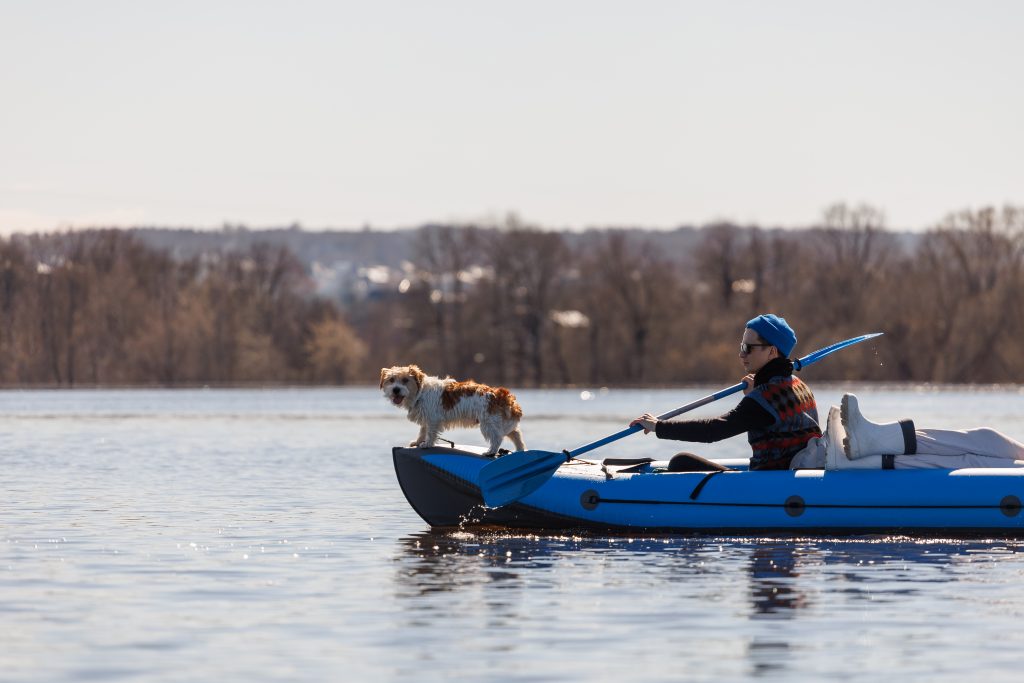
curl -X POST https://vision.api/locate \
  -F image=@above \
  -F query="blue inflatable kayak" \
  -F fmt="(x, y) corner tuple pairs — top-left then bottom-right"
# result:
(393, 445), (1024, 534)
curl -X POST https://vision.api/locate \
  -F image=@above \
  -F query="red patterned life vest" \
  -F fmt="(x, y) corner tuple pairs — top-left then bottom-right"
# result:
(745, 376), (821, 470)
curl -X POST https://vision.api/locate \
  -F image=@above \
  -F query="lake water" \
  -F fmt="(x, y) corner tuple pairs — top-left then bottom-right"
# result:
(4, 384), (1024, 682)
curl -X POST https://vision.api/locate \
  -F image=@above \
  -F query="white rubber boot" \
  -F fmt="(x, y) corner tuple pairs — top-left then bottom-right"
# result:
(825, 405), (885, 470)
(841, 393), (916, 460)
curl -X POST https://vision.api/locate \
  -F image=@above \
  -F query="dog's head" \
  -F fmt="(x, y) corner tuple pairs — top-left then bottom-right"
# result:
(379, 364), (426, 409)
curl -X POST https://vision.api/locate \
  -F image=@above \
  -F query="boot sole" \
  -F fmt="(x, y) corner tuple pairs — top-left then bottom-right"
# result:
(840, 395), (854, 458)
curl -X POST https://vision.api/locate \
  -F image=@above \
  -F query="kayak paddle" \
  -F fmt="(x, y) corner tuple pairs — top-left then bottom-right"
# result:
(478, 332), (883, 508)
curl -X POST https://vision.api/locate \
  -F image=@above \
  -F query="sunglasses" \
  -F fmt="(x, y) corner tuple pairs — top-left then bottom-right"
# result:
(739, 342), (773, 355)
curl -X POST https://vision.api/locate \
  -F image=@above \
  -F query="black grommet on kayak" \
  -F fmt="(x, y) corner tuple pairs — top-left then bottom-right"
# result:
(784, 495), (805, 517)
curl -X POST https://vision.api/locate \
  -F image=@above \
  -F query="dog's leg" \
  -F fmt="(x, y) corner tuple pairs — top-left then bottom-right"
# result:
(479, 422), (503, 456)
(410, 424), (428, 448)
(419, 426), (439, 448)
(485, 434), (503, 456)
(508, 427), (526, 451)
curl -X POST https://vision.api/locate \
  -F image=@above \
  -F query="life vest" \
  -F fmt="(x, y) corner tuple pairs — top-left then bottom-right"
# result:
(745, 375), (821, 470)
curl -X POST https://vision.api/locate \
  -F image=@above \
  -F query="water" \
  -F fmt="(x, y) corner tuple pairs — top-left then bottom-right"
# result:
(3, 385), (1024, 682)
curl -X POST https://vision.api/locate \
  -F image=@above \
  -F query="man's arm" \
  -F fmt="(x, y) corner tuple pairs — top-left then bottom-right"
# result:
(653, 397), (774, 443)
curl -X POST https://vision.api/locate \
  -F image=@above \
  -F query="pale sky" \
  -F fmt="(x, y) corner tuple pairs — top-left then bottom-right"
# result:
(2, 1), (1022, 233)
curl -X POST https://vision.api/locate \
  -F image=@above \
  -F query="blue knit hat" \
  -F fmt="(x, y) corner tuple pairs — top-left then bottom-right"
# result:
(746, 314), (797, 357)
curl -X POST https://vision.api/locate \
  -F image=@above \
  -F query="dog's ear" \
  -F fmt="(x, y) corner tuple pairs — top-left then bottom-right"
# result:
(409, 364), (425, 388)
(379, 368), (389, 389)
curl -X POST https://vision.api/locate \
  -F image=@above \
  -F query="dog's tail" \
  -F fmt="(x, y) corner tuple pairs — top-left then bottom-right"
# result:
(488, 388), (523, 421)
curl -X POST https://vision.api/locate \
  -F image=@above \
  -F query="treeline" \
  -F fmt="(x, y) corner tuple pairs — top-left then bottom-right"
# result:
(0, 231), (365, 385)
(2, 203), (1022, 386)
(355, 204), (1024, 386)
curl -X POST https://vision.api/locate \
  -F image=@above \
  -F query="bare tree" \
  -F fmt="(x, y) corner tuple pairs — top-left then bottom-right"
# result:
(806, 203), (897, 330)
(484, 220), (568, 386)
(579, 232), (679, 384)
(694, 223), (741, 309)
(412, 225), (481, 378)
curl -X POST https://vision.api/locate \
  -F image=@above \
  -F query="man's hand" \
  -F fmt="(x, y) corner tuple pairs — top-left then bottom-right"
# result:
(629, 413), (658, 434)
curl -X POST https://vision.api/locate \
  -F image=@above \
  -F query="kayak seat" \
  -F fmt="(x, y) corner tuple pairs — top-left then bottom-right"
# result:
(668, 452), (732, 472)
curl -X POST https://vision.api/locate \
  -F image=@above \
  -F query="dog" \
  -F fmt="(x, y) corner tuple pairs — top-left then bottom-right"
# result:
(379, 364), (526, 454)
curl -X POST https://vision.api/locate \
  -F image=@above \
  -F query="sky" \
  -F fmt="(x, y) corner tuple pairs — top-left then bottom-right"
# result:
(2, 0), (1022, 234)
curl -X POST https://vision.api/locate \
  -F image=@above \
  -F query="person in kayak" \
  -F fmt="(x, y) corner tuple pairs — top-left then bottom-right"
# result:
(630, 314), (821, 471)
(806, 392), (1024, 469)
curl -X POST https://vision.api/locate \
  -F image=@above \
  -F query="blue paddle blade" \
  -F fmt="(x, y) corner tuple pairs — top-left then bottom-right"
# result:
(478, 449), (567, 508)
(793, 332), (883, 370)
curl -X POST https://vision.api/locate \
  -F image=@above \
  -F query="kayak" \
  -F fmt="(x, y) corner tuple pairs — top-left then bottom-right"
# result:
(393, 444), (1024, 534)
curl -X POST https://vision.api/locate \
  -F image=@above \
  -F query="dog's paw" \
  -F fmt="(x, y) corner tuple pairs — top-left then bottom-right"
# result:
(417, 441), (434, 448)
(409, 440), (421, 448)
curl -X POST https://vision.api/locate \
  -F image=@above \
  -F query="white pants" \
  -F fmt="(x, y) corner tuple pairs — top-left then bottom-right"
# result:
(914, 427), (1024, 459)
(890, 428), (1024, 468)
(791, 411), (1024, 469)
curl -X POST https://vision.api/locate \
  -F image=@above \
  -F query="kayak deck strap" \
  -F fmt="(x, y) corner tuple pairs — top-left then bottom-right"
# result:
(689, 470), (729, 500)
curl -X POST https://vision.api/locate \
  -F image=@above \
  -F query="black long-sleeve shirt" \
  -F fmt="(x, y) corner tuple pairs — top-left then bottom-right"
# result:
(654, 396), (773, 442)
(653, 358), (793, 444)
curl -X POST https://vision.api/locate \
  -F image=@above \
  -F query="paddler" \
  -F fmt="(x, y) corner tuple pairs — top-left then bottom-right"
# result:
(630, 314), (821, 471)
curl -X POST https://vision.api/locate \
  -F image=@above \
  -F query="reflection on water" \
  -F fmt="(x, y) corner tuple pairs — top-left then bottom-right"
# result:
(395, 531), (1024, 600)
(393, 531), (1024, 679)
(749, 545), (805, 616)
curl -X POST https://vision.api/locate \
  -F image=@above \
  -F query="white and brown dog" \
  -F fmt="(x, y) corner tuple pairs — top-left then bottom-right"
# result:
(380, 364), (526, 454)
